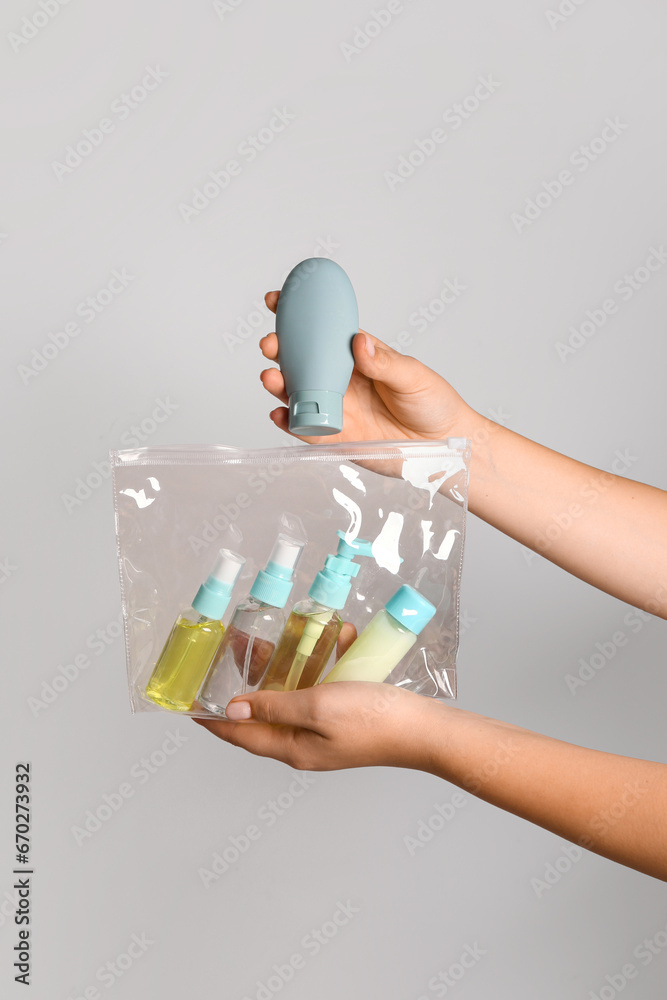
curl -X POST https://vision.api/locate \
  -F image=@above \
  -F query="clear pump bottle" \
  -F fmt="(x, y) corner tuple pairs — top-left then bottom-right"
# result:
(145, 548), (245, 712)
(322, 584), (436, 685)
(260, 531), (374, 692)
(198, 534), (305, 715)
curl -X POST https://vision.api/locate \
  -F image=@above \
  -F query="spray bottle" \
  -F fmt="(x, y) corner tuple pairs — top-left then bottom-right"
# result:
(322, 584), (436, 685)
(276, 257), (358, 436)
(197, 534), (305, 715)
(259, 531), (373, 692)
(145, 548), (245, 712)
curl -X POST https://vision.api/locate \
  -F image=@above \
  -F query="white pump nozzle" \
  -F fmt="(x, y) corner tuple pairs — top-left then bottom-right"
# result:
(270, 533), (304, 572)
(209, 548), (245, 587)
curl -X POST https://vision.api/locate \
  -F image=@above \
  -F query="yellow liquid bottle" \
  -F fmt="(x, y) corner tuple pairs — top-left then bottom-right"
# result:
(260, 531), (376, 691)
(146, 610), (225, 711)
(259, 601), (343, 691)
(145, 547), (245, 712)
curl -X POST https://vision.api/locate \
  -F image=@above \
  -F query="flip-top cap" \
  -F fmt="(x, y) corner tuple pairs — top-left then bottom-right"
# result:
(288, 390), (343, 436)
(385, 584), (436, 635)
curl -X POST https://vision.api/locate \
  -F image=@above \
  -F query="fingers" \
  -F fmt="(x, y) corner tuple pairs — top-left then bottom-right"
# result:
(192, 686), (333, 766)
(259, 331), (278, 360)
(269, 406), (290, 432)
(354, 328), (376, 360)
(351, 329), (427, 393)
(260, 293), (279, 357)
(258, 325), (286, 411)
(259, 292), (279, 374)
(192, 716), (302, 765)
(264, 290), (279, 314)
(229, 688), (323, 729)
(193, 688), (329, 762)
(259, 363), (288, 403)
(192, 683), (429, 771)
(336, 622), (357, 660)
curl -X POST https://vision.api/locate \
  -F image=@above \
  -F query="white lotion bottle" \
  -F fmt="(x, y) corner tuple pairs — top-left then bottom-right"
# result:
(322, 584), (436, 684)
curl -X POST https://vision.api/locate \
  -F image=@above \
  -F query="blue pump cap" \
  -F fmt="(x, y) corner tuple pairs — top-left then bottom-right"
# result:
(334, 529), (374, 559)
(308, 532), (372, 610)
(249, 534), (305, 608)
(385, 584), (437, 635)
(192, 548), (245, 620)
(308, 555), (359, 610)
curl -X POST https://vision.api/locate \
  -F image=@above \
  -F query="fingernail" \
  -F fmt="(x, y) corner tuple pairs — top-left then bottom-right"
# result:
(226, 701), (252, 720)
(364, 333), (375, 358)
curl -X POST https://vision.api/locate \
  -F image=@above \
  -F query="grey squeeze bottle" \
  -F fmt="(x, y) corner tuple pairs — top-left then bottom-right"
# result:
(276, 257), (359, 435)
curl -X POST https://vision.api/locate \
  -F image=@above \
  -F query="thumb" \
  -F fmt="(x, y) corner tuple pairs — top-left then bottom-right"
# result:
(352, 330), (427, 394)
(226, 688), (318, 727)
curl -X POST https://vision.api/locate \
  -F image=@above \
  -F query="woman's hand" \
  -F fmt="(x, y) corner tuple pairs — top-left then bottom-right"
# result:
(193, 620), (439, 770)
(193, 681), (440, 771)
(259, 289), (480, 446)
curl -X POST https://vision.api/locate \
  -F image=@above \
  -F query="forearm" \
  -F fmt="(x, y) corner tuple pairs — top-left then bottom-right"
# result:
(459, 411), (667, 617)
(418, 701), (667, 881)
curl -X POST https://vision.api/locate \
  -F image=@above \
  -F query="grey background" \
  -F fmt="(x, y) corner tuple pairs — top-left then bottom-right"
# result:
(2, 1), (666, 998)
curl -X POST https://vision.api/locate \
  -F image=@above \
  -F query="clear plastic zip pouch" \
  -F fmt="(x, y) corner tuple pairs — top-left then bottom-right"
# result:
(110, 440), (470, 718)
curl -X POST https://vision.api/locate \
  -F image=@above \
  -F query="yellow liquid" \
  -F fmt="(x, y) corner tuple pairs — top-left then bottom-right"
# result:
(259, 609), (342, 691)
(283, 650), (309, 692)
(145, 613), (224, 712)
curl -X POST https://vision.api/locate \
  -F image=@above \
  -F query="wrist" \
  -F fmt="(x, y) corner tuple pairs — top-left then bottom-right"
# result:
(435, 403), (499, 463)
(432, 395), (484, 443)
(416, 702), (523, 791)
(434, 406), (504, 513)
(398, 697), (467, 776)
(414, 700), (466, 778)
(451, 409), (510, 517)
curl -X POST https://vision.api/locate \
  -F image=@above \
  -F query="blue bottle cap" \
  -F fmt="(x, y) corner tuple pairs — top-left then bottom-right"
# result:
(289, 390), (343, 436)
(384, 584), (437, 635)
(249, 534), (305, 609)
(192, 548), (245, 620)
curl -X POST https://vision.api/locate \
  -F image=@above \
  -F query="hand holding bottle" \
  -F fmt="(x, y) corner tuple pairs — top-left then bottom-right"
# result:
(261, 285), (667, 618)
(259, 290), (477, 447)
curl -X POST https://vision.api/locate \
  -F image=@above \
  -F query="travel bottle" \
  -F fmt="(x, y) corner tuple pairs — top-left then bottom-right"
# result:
(277, 257), (358, 436)
(197, 534), (305, 715)
(145, 548), (245, 712)
(259, 531), (373, 692)
(322, 584), (436, 685)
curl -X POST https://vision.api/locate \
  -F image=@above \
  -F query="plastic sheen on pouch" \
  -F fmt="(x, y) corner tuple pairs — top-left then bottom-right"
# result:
(111, 440), (470, 718)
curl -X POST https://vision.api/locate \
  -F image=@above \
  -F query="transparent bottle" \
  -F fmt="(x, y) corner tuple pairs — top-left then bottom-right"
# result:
(145, 548), (245, 712)
(198, 534), (304, 715)
(260, 531), (374, 692)
(260, 600), (343, 691)
(322, 584), (436, 685)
